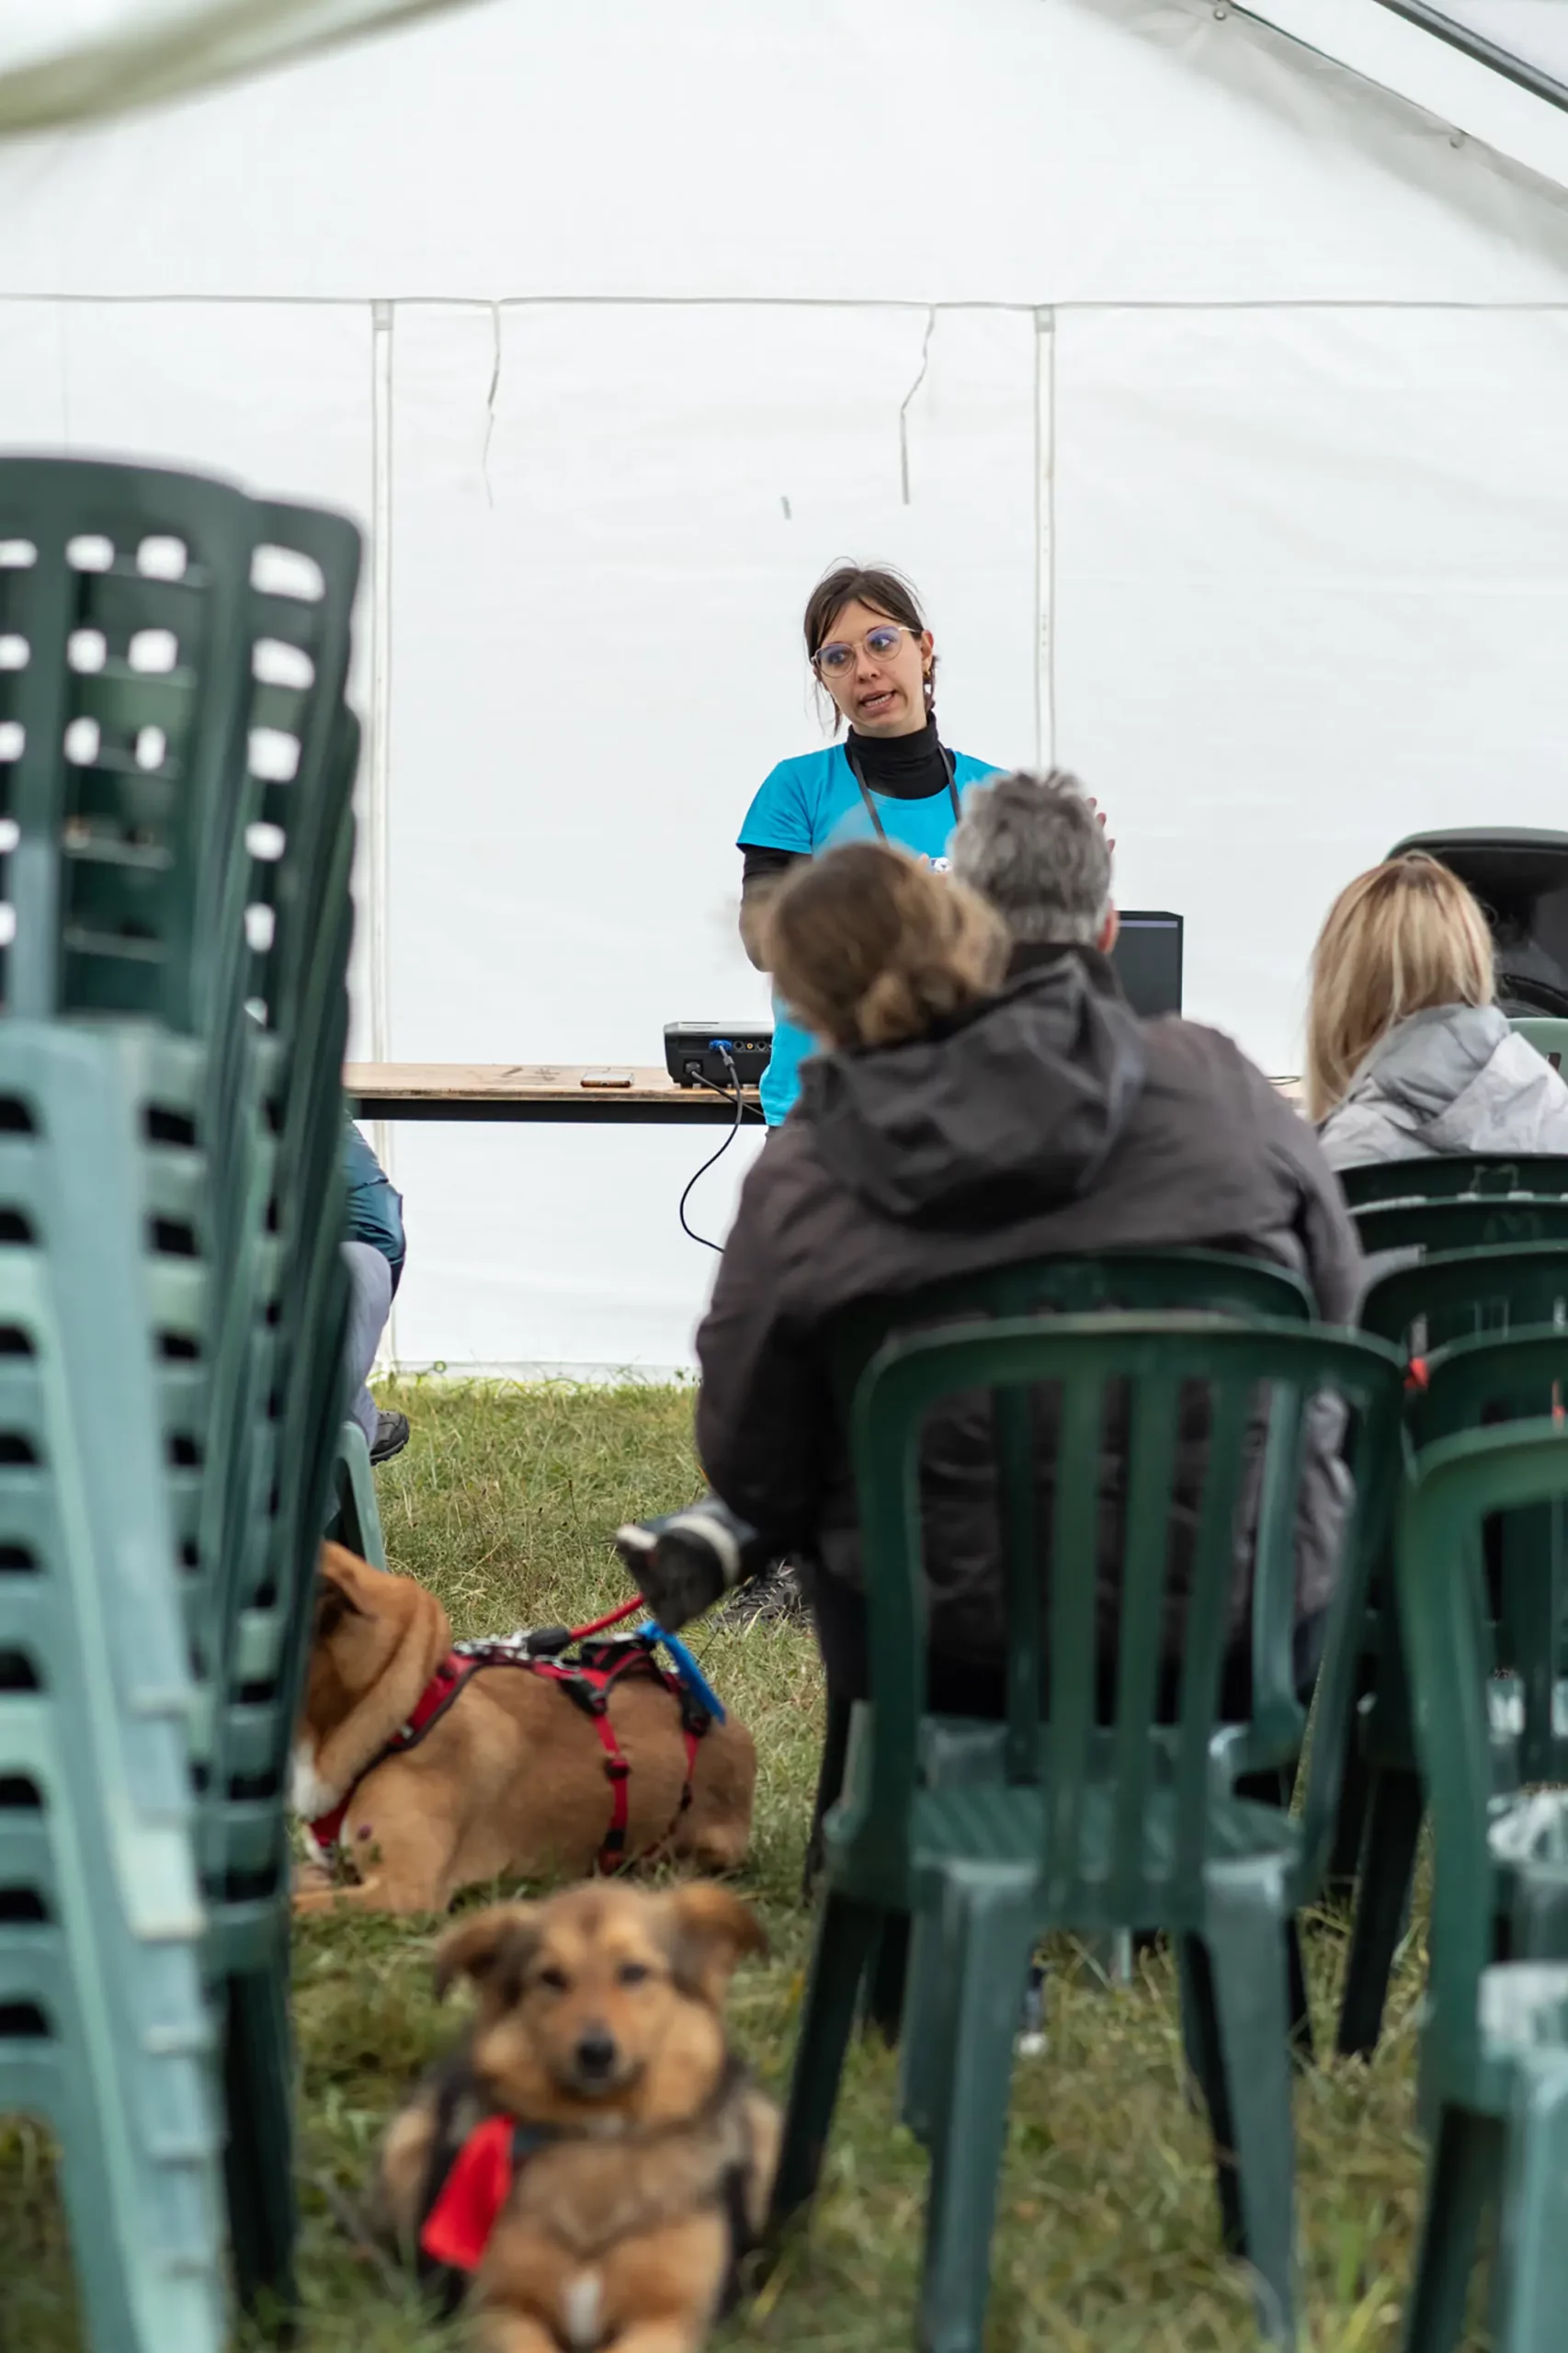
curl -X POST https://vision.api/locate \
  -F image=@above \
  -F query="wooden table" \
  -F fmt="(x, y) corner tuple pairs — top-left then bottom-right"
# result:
(346, 1063), (765, 1127)
(347, 1063), (1303, 1126)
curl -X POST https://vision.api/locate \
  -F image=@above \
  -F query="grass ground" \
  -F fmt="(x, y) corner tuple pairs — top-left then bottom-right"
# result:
(0, 1378), (1454, 2350)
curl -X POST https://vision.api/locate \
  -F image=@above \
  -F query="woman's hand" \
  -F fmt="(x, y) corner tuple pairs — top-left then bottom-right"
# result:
(1086, 796), (1116, 854)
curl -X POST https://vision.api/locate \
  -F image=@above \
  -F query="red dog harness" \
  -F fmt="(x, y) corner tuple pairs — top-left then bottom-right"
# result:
(308, 1621), (711, 1876)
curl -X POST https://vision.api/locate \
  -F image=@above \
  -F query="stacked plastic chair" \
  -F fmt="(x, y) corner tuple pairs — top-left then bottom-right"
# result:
(0, 1024), (224, 2349)
(0, 456), (365, 2336)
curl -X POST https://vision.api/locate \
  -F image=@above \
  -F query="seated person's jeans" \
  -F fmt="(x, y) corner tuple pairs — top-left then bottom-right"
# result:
(341, 1239), (393, 1447)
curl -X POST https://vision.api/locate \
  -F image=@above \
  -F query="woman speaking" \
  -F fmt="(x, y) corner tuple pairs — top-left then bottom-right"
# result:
(738, 563), (1000, 1125)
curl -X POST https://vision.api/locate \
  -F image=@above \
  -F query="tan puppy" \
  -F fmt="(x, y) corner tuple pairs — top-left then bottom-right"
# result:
(376, 1882), (779, 2352)
(292, 1547), (756, 1915)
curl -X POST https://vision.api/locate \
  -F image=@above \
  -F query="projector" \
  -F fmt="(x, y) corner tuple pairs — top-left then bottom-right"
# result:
(665, 1024), (772, 1090)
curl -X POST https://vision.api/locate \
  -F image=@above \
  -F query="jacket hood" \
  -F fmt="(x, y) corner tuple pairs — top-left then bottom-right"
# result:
(1341, 1003), (1568, 1154)
(797, 958), (1148, 1225)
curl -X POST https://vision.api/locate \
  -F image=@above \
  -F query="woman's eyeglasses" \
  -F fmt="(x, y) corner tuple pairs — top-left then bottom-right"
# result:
(812, 624), (919, 676)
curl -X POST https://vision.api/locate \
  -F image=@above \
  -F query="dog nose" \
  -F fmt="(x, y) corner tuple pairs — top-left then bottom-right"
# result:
(574, 2030), (618, 2081)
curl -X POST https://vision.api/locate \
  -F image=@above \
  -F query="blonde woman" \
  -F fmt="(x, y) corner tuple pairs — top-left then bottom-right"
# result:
(1308, 854), (1568, 1170)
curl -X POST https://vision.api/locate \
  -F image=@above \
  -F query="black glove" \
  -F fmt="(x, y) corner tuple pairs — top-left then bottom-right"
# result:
(612, 1495), (769, 1634)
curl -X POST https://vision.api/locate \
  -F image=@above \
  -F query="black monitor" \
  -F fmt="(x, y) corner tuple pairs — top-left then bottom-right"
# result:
(1388, 830), (1568, 1017)
(1111, 911), (1183, 1018)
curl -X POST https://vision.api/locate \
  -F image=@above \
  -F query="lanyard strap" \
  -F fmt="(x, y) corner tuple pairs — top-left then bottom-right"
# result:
(844, 738), (960, 843)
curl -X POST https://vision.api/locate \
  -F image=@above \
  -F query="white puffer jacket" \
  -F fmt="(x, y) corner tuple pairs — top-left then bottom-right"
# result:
(1318, 1005), (1568, 1170)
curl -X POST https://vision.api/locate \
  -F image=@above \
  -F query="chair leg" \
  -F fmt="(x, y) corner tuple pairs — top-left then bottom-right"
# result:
(1177, 1932), (1222, 2130)
(51, 2099), (163, 2353)
(801, 1692), (854, 1905)
(770, 1891), (881, 2229)
(865, 1908), (911, 2044)
(917, 1862), (1038, 2353)
(326, 1420), (386, 1571)
(1326, 1703), (1373, 1903)
(1403, 2103), (1501, 2353)
(222, 1965), (300, 2330)
(898, 1911), (945, 2144)
(1201, 1867), (1299, 2349)
(1494, 2054), (1568, 2353)
(1336, 1767), (1425, 2060)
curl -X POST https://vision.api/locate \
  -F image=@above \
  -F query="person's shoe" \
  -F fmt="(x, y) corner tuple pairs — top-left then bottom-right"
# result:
(369, 1408), (410, 1466)
(716, 1559), (804, 1628)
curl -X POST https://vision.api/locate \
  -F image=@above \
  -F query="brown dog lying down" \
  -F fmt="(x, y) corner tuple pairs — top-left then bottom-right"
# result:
(292, 1547), (756, 1915)
(376, 1882), (779, 2352)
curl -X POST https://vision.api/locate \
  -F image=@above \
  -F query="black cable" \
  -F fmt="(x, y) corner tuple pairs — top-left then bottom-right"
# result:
(677, 1048), (747, 1253)
(691, 1070), (767, 1123)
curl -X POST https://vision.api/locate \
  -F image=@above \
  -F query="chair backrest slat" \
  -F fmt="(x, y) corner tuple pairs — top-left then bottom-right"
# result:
(1173, 1376), (1259, 1879)
(1107, 1370), (1182, 1906)
(1043, 1370), (1104, 1902)
(993, 1384), (1044, 1785)
(1340, 1154), (1568, 1211)
(1356, 1199), (1568, 1256)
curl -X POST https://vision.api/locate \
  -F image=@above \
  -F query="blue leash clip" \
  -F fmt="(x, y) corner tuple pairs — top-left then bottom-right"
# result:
(638, 1620), (727, 1724)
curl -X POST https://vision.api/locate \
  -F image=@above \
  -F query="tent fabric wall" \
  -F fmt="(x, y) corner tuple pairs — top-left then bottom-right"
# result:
(0, 0), (1565, 1372)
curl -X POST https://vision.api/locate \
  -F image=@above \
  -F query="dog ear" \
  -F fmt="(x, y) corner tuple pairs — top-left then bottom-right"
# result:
(314, 1543), (376, 1638)
(663, 1883), (767, 2007)
(434, 1904), (540, 2001)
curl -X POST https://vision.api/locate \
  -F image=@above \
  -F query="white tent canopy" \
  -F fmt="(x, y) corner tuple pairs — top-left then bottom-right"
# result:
(2, 0), (1565, 1374)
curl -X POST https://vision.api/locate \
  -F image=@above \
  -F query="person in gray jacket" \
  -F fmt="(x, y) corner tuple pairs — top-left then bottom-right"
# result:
(1307, 853), (1568, 1169)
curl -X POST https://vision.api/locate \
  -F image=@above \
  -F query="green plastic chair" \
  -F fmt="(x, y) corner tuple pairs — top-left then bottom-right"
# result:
(1396, 1419), (1568, 2352)
(1339, 1157), (1568, 1211)
(815, 1249), (1316, 2049)
(1336, 1327), (1568, 2080)
(0, 458), (260, 1034)
(772, 1313), (1403, 2352)
(1511, 1017), (1568, 1075)
(1337, 1247), (1568, 2055)
(328, 1421), (388, 1571)
(0, 458), (365, 2328)
(1339, 1153), (1568, 1260)
(0, 1037), (224, 2351)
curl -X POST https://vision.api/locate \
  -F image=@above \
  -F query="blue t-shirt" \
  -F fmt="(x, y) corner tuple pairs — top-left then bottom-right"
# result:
(739, 743), (1000, 1123)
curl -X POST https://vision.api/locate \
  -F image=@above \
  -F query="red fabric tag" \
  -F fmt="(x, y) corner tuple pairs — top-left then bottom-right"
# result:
(1404, 1357), (1428, 1393)
(420, 2114), (517, 2272)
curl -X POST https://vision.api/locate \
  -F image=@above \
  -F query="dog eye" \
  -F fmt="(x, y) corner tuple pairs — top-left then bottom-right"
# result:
(617, 1961), (651, 1985)
(536, 1965), (569, 1993)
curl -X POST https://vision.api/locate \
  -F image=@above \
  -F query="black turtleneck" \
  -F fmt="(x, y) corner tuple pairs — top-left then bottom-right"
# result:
(844, 717), (950, 801)
(740, 720), (952, 889)
(1006, 938), (1126, 999)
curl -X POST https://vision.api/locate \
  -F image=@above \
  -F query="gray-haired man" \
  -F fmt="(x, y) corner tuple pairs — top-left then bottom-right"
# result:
(947, 767), (1362, 1688)
(949, 765), (1119, 970)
